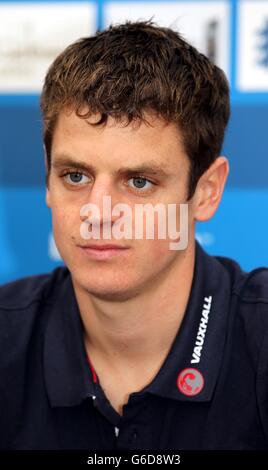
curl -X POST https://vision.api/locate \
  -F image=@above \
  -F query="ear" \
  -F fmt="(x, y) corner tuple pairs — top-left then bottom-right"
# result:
(193, 156), (229, 222)
(45, 187), (51, 209)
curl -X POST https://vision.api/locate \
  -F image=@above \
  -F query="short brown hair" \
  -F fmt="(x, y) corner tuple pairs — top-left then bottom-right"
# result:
(40, 19), (230, 199)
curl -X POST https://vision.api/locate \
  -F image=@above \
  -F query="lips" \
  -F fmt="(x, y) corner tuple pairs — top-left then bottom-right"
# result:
(78, 243), (130, 260)
(79, 244), (128, 250)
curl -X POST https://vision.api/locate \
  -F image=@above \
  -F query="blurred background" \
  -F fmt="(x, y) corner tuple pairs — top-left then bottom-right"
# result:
(0, 0), (268, 284)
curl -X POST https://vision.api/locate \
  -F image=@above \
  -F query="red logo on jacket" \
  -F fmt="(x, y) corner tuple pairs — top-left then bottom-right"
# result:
(177, 368), (204, 396)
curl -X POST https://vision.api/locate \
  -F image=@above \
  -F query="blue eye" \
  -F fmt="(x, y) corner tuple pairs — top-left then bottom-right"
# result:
(63, 172), (90, 185)
(128, 177), (154, 191)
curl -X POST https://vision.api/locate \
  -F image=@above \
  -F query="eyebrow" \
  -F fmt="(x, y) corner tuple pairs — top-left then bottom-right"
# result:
(51, 154), (172, 178)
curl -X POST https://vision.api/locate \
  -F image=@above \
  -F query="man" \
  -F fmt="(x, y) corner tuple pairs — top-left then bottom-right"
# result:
(1, 19), (268, 451)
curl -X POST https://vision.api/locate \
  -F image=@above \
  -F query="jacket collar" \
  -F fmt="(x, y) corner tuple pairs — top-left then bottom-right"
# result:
(43, 271), (93, 407)
(139, 240), (232, 402)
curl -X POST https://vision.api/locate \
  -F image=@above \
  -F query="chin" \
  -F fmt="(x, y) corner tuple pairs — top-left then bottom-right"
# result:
(82, 283), (139, 301)
(74, 271), (143, 301)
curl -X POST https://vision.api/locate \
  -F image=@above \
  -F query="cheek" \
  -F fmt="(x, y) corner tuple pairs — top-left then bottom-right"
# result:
(139, 238), (176, 266)
(132, 210), (182, 262)
(51, 204), (79, 239)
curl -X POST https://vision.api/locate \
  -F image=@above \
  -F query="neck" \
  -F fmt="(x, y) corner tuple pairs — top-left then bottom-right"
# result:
(72, 240), (196, 370)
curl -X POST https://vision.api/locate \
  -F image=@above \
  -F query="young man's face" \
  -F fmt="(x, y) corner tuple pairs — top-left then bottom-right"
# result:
(46, 109), (196, 301)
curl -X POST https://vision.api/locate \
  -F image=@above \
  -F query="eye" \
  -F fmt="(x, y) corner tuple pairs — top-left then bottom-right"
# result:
(128, 177), (154, 191)
(62, 171), (90, 186)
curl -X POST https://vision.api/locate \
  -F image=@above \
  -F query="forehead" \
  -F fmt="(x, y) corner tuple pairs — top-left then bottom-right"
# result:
(51, 109), (189, 171)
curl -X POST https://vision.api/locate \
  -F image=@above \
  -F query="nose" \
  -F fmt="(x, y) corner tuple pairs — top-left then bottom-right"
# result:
(79, 175), (123, 236)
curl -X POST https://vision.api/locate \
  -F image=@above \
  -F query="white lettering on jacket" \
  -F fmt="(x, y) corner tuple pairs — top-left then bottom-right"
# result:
(191, 296), (212, 364)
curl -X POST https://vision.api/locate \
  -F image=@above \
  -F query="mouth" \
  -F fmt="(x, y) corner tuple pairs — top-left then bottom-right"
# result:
(77, 244), (130, 260)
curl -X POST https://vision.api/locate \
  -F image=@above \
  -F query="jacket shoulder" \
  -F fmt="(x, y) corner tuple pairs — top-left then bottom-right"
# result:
(0, 266), (69, 310)
(215, 253), (268, 303)
(239, 267), (268, 303)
